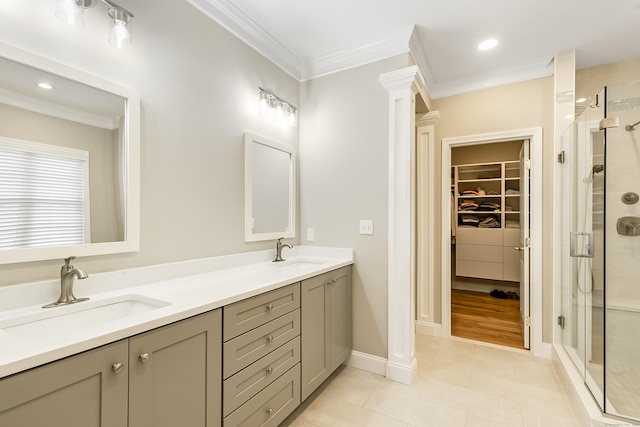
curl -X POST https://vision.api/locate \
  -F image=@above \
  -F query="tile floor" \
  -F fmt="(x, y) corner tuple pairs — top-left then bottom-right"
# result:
(282, 334), (581, 427)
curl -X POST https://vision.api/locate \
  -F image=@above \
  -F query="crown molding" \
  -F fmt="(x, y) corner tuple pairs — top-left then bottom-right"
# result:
(0, 88), (120, 130)
(301, 29), (413, 81)
(187, 0), (303, 80)
(188, 3), (555, 98)
(427, 56), (555, 99)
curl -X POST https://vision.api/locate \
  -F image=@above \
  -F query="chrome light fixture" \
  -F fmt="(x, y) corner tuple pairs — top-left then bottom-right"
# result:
(55, 0), (134, 49)
(258, 87), (297, 127)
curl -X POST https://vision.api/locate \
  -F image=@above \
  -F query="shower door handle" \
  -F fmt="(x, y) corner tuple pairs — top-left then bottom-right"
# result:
(570, 232), (594, 258)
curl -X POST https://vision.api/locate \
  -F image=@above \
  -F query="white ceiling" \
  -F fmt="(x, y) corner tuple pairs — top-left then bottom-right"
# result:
(188, 0), (640, 99)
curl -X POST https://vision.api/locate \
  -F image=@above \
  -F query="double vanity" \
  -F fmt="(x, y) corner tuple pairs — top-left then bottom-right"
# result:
(0, 246), (353, 426)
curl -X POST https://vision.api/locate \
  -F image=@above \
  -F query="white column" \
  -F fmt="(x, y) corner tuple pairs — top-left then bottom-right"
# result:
(415, 111), (441, 336)
(380, 65), (424, 385)
(552, 51), (575, 347)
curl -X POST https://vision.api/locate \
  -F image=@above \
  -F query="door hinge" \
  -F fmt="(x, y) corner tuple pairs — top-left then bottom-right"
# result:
(557, 151), (565, 164)
(525, 159), (531, 170)
(557, 315), (565, 329)
(525, 316), (531, 327)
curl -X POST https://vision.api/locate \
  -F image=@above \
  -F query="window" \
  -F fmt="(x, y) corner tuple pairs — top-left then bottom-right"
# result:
(0, 137), (90, 249)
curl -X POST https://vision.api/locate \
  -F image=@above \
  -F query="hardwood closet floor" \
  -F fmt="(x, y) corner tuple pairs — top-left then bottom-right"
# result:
(451, 289), (524, 349)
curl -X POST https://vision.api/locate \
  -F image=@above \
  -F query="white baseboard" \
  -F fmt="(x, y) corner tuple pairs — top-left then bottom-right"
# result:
(385, 358), (418, 385)
(416, 321), (443, 337)
(346, 350), (387, 376)
(347, 351), (418, 386)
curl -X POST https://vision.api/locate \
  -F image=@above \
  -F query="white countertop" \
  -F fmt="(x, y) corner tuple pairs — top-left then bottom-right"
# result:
(0, 246), (353, 378)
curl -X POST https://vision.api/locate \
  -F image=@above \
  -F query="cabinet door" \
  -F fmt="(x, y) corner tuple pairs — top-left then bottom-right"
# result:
(301, 273), (330, 401)
(329, 268), (352, 371)
(0, 340), (128, 427)
(128, 309), (222, 427)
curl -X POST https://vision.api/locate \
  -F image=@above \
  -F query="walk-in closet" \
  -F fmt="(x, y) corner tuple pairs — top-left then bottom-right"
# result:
(450, 140), (528, 349)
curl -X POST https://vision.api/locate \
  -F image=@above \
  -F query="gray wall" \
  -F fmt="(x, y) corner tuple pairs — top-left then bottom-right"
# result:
(299, 55), (407, 359)
(0, 0), (300, 285)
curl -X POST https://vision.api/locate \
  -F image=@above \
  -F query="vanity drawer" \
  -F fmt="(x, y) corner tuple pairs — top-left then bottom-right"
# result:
(223, 364), (300, 427)
(223, 309), (300, 379)
(223, 336), (300, 417)
(223, 283), (300, 341)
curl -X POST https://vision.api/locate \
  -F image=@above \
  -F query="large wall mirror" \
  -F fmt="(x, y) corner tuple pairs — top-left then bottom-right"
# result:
(244, 132), (296, 242)
(0, 43), (140, 264)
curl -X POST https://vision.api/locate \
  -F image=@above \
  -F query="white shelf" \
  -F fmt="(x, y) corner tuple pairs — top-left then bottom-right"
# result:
(453, 160), (524, 282)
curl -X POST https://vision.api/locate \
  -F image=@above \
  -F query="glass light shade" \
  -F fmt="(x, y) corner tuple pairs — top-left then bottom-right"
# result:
(288, 108), (296, 127)
(259, 92), (269, 113)
(56, 0), (85, 26)
(108, 8), (132, 49)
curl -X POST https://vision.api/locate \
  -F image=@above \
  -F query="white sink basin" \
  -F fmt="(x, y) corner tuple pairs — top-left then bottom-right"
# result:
(0, 294), (169, 341)
(270, 258), (327, 271)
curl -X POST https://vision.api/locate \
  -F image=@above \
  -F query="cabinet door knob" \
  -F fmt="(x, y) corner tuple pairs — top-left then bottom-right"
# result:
(265, 303), (274, 311)
(139, 353), (150, 363)
(266, 335), (274, 343)
(265, 367), (274, 374)
(266, 408), (273, 415)
(111, 362), (125, 374)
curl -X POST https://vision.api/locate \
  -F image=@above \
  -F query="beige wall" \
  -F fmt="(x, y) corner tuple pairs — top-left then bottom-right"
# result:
(452, 140), (523, 165)
(299, 55), (408, 359)
(432, 77), (555, 342)
(0, 0), (299, 285)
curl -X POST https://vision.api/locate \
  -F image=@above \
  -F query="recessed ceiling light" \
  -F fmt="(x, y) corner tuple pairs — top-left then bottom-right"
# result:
(576, 97), (587, 103)
(478, 39), (498, 51)
(37, 82), (53, 90)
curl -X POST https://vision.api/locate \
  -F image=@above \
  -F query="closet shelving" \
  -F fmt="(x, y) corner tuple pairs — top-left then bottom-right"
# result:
(453, 160), (522, 283)
(454, 161), (520, 230)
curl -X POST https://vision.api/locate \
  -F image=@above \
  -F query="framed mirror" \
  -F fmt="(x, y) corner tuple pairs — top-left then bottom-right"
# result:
(244, 132), (296, 242)
(0, 43), (140, 264)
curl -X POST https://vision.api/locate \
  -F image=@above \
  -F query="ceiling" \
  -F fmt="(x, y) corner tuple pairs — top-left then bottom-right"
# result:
(188, 0), (640, 99)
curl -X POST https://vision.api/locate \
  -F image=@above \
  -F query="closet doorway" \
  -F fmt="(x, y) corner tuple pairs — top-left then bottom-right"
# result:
(446, 137), (532, 350)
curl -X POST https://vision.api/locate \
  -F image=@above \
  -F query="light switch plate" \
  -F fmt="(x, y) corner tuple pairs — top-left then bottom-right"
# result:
(359, 220), (374, 235)
(307, 228), (314, 241)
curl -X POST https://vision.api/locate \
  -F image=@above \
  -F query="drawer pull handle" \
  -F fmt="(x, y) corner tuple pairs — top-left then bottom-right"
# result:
(266, 303), (274, 311)
(139, 353), (150, 363)
(111, 362), (125, 374)
(266, 335), (274, 343)
(265, 367), (274, 374)
(266, 408), (273, 415)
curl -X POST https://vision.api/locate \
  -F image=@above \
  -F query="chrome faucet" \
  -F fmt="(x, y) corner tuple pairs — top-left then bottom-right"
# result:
(273, 238), (292, 262)
(43, 256), (89, 308)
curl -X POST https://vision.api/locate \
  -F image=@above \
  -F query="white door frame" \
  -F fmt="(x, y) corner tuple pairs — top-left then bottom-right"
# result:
(441, 128), (544, 356)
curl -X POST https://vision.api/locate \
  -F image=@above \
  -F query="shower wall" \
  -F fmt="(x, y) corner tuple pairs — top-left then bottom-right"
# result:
(604, 83), (640, 419)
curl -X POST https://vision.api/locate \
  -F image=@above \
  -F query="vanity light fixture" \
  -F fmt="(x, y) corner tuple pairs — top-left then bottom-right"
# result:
(258, 87), (297, 127)
(55, 0), (134, 49)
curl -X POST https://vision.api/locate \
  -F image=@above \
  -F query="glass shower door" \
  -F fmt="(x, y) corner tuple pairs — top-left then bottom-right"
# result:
(564, 89), (605, 410)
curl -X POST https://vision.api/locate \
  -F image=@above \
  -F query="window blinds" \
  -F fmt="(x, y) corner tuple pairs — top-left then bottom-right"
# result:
(0, 140), (89, 249)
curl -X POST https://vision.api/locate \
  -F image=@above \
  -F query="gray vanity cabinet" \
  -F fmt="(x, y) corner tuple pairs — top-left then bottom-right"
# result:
(129, 309), (222, 427)
(301, 266), (352, 400)
(0, 340), (129, 427)
(222, 283), (301, 427)
(0, 309), (221, 427)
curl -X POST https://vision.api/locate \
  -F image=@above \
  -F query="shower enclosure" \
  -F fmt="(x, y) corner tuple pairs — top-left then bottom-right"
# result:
(560, 81), (640, 422)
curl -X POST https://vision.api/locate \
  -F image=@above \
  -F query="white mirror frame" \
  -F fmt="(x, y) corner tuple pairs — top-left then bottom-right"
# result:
(244, 132), (296, 242)
(0, 43), (140, 264)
